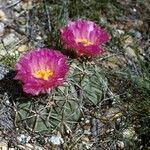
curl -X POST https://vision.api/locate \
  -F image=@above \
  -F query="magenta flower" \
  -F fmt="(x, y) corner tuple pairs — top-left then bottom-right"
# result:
(14, 48), (69, 95)
(60, 19), (109, 57)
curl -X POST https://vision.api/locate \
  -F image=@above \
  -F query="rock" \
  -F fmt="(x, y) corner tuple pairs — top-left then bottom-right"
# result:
(13, 3), (22, 12)
(0, 65), (9, 80)
(129, 29), (142, 39)
(18, 144), (33, 150)
(18, 44), (28, 52)
(117, 29), (125, 35)
(34, 145), (43, 150)
(123, 127), (135, 139)
(3, 33), (18, 46)
(8, 148), (15, 150)
(134, 31), (142, 39)
(21, 0), (33, 10)
(49, 133), (64, 145)
(125, 46), (137, 59)
(123, 35), (134, 45)
(100, 17), (107, 25)
(0, 140), (8, 150)
(0, 22), (5, 36)
(82, 141), (93, 149)
(0, 10), (7, 21)
(25, 144), (34, 149)
(17, 134), (31, 144)
(116, 140), (125, 149)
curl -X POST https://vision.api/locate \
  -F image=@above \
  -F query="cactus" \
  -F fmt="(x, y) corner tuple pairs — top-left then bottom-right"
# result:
(16, 60), (107, 133)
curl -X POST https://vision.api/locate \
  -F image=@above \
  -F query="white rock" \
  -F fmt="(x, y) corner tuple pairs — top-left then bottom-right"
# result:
(49, 134), (64, 145)
(0, 22), (5, 36)
(34, 145), (43, 150)
(0, 140), (8, 150)
(123, 127), (135, 139)
(25, 143), (34, 149)
(14, 3), (22, 12)
(0, 10), (7, 21)
(117, 29), (125, 35)
(3, 33), (18, 46)
(17, 134), (31, 144)
(116, 140), (124, 149)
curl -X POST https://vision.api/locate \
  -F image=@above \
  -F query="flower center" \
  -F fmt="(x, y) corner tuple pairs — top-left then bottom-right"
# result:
(76, 38), (92, 46)
(33, 69), (54, 80)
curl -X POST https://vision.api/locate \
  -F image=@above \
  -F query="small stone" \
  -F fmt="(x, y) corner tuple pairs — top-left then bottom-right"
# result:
(49, 133), (64, 145)
(117, 29), (125, 35)
(82, 141), (93, 149)
(34, 145), (43, 150)
(116, 140), (124, 149)
(8, 148), (15, 150)
(84, 130), (91, 135)
(22, 0), (33, 10)
(18, 144), (33, 150)
(3, 33), (18, 46)
(125, 47), (137, 59)
(123, 127), (135, 139)
(0, 140), (8, 150)
(85, 119), (90, 124)
(135, 31), (142, 39)
(0, 65), (9, 80)
(36, 36), (42, 40)
(25, 144), (34, 149)
(17, 134), (31, 144)
(100, 17), (107, 25)
(0, 10), (7, 21)
(0, 23), (5, 36)
(18, 44), (28, 52)
(81, 137), (90, 142)
(14, 3), (22, 12)
(124, 35), (134, 45)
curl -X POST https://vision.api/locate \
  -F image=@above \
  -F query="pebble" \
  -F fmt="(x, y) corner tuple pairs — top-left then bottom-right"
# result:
(123, 127), (135, 139)
(21, 0), (33, 10)
(0, 140), (8, 150)
(129, 29), (142, 39)
(34, 145), (43, 150)
(116, 140), (125, 149)
(0, 22), (5, 36)
(49, 134), (64, 145)
(117, 29), (125, 35)
(13, 3), (22, 12)
(18, 144), (33, 150)
(0, 10), (7, 21)
(17, 134), (31, 144)
(125, 46), (137, 59)
(18, 44), (28, 52)
(0, 65), (9, 80)
(8, 148), (15, 150)
(3, 33), (18, 46)
(124, 35), (134, 45)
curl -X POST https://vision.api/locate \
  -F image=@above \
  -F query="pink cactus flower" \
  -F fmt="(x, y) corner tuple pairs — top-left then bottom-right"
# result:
(14, 48), (69, 95)
(60, 19), (109, 57)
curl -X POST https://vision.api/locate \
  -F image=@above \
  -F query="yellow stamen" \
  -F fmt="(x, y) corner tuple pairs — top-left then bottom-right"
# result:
(33, 69), (53, 80)
(76, 38), (92, 46)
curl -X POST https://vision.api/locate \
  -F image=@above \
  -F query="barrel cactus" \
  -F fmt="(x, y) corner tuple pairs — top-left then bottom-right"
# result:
(15, 59), (107, 133)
